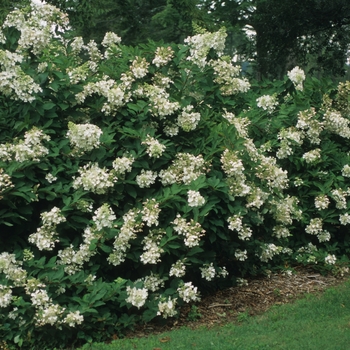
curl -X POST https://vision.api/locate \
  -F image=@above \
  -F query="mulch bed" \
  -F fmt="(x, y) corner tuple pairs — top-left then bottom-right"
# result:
(124, 266), (350, 340)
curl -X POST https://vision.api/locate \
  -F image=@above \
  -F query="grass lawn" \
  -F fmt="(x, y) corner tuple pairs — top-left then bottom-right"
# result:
(78, 277), (350, 350)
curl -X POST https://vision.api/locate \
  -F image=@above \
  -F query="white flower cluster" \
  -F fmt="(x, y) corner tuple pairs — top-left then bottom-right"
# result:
(323, 110), (350, 138)
(67, 62), (90, 84)
(72, 163), (116, 194)
(3, 4), (68, 55)
(92, 204), (116, 231)
(76, 76), (131, 116)
(67, 122), (103, 154)
(163, 123), (180, 137)
(302, 148), (321, 164)
(272, 225), (291, 239)
(130, 57), (149, 79)
(297, 242), (318, 255)
(177, 105), (201, 131)
(0, 284), (12, 308)
(101, 32), (122, 59)
(0, 168), (14, 196)
(0, 64), (40, 102)
(314, 194), (330, 210)
(157, 297), (177, 318)
(142, 135), (166, 158)
(244, 139), (261, 162)
(331, 188), (348, 209)
(222, 111), (235, 123)
(63, 310), (84, 327)
(259, 243), (283, 262)
(140, 273), (164, 292)
(0, 49), (23, 70)
(141, 199), (161, 227)
(45, 173), (57, 183)
(246, 186), (269, 209)
(339, 213), (350, 225)
(294, 177), (304, 187)
(187, 190), (205, 207)
(140, 230), (164, 264)
(235, 249), (248, 261)
(270, 196), (301, 225)
(296, 243), (318, 264)
(30, 288), (50, 306)
(152, 72), (173, 88)
(184, 28), (227, 68)
(218, 266), (229, 278)
(227, 214), (253, 240)
(342, 165), (350, 177)
(236, 278), (248, 287)
(256, 95), (278, 114)
(221, 149), (250, 197)
(76, 199), (93, 213)
(136, 169), (157, 188)
(200, 263), (216, 281)
(159, 153), (206, 185)
(108, 209), (143, 266)
(177, 282), (200, 302)
(112, 156), (134, 175)
(223, 112), (251, 139)
(37, 61), (48, 73)
(126, 286), (148, 309)
(169, 259), (187, 277)
(317, 230), (331, 242)
(34, 302), (64, 326)
(276, 127), (304, 159)
(84, 40), (103, 64)
(296, 108), (323, 144)
(172, 215), (205, 247)
(0, 252), (27, 287)
(211, 58), (250, 95)
(139, 83), (180, 118)
(30, 286), (84, 327)
(287, 66), (305, 91)
(70, 36), (84, 54)
(305, 218), (331, 242)
(101, 32), (122, 48)
(0, 127), (50, 163)
(325, 254), (337, 265)
(57, 226), (101, 274)
(28, 207), (66, 251)
(152, 46), (174, 67)
(256, 156), (289, 190)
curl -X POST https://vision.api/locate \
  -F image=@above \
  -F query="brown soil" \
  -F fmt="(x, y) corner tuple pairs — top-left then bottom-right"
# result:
(124, 266), (350, 340)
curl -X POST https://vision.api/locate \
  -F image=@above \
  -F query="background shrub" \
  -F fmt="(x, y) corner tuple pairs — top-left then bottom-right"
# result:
(0, 3), (349, 349)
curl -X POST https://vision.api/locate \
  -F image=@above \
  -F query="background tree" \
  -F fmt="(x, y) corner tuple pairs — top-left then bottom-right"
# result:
(203, 0), (350, 79)
(0, 0), (30, 23)
(44, 0), (205, 45)
(1, 0), (350, 78)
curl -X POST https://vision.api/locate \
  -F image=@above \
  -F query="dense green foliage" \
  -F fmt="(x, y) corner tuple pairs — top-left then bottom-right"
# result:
(0, 3), (350, 349)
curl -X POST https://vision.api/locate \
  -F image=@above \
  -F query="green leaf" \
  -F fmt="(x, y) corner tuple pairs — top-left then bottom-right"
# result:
(125, 185), (137, 198)
(167, 242), (182, 249)
(42, 102), (56, 110)
(187, 246), (204, 256)
(100, 244), (112, 253)
(2, 221), (13, 226)
(14, 335), (23, 346)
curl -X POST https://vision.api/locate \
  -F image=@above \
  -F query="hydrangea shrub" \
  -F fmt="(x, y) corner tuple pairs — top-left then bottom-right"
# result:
(0, 3), (350, 348)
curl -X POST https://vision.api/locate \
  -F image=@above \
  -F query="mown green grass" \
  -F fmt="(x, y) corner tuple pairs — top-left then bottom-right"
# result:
(79, 279), (350, 350)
